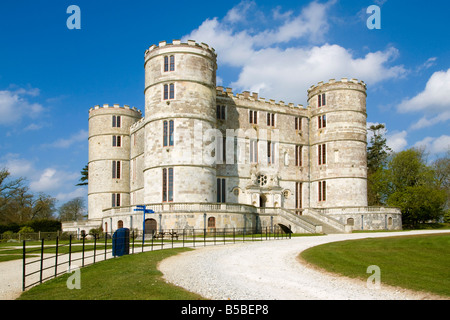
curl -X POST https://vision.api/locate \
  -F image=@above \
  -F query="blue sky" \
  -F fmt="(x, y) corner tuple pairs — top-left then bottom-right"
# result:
(0, 0), (449, 209)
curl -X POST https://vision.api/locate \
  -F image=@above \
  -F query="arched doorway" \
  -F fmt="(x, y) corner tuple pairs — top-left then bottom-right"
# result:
(260, 194), (267, 208)
(144, 218), (157, 235)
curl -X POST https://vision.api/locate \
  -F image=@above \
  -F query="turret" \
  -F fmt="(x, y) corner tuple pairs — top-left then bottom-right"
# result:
(143, 40), (218, 204)
(88, 104), (142, 222)
(307, 78), (368, 208)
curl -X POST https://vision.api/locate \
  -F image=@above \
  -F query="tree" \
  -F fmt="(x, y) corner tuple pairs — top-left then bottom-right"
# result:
(385, 149), (447, 228)
(76, 164), (88, 186)
(0, 168), (57, 224)
(367, 124), (392, 174)
(58, 197), (86, 222)
(367, 124), (392, 206)
(433, 152), (450, 223)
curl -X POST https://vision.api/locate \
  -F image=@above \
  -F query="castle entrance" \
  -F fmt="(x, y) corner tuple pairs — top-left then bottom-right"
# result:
(145, 218), (157, 235)
(260, 194), (267, 208)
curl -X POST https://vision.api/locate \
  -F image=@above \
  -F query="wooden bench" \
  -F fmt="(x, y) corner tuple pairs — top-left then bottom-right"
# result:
(152, 231), (178, 240)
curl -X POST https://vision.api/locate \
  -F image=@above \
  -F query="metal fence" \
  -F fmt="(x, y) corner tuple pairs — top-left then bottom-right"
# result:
(22, 226), (291, 291)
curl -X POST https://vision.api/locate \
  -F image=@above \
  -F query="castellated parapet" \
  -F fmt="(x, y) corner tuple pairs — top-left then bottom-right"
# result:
(62, 41), (402, 236)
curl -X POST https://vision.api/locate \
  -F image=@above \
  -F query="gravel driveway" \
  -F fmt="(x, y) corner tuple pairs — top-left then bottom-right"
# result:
(159, 230), (449, 300)
(1, 230), (448, 300)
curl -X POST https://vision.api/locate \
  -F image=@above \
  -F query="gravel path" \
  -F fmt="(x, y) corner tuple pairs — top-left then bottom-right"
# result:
(159, 230), (450, 300)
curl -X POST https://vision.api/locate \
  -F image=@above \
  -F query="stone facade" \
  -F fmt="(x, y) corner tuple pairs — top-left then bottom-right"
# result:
(62, 40), (402, 235)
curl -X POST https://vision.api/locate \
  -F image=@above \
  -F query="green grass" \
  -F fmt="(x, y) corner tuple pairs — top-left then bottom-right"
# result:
(18, 248), (206, 300)
(300, 233), (450, 297)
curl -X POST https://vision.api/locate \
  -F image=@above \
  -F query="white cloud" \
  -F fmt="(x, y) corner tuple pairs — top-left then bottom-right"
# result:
(55, 187), (87, 203)
(399, 69), (450, 113)
(183, 1), (407, 105)
(398, 69), (450, 130)
(0, 153), (34, 177)
(414, 135), (450, 155)
(386, 131), (408, 152)
(29, 168), (79, 193)
(0, 88), (44, 126)
(0, 153), (81, 199)
(43, 130), (88, 149)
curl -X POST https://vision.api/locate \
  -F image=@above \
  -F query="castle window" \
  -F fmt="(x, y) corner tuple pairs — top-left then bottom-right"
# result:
(112, 161), (121, 179)
(295, 145), (302, 167)
(164, 55), (175, 72)
(164, 56), (168, 72)
(216, 105), (226, 120)
(208, 217), (216, 228)
(162, 168), (174, 202)
(111, 193), (121, 207)
(318, 93), (326, 107)
(163, 120), (174, 147)
(217, 178), (226, 203)
(267, 141), (276, 164)
(295, 182), (302, 213)
(249, 110), (258, 124)
(257, 174), (268, 187)
(250, 139), (258, 163)
(295, 117), (302, 131)
(318, 181), (327, 202)
(112, 136), (121, 147)
(112, 115), (121, 128)
(318, 144), (326, 165)
(170, 55), (175, 71)
(267, 113), (275, 127)
(318, 115), (327, 129)
(163, 83), (175, 100)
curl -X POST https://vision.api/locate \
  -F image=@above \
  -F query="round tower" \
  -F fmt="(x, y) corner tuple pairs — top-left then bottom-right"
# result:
(307, 78), (368, 208)
(88, 104), (142, 222)
(143, 40), (218, 204)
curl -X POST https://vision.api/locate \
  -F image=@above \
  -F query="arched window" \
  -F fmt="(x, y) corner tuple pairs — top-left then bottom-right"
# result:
(347, 218), (355, 226)
(164, 56), (169, 72)
(163, 83), (175, 100)
(208, 217), (216, 228)
(163, 120), (174, 147)
(169, 55), (175, 71)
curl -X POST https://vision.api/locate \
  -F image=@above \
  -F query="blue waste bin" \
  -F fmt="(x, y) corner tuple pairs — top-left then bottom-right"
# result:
(112, 228), (130, 257)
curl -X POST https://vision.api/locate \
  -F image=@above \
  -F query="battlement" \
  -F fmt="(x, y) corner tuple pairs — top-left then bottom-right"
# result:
(130, 116), (146, 132)
(216, 86), (304, 109)
(307, 78), (367, 94)
(89, 104), (142, 116)
(145, 39), (217, 57)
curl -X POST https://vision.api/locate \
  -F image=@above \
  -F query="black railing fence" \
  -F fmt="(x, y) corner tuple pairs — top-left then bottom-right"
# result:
(22, 226), (291, 291)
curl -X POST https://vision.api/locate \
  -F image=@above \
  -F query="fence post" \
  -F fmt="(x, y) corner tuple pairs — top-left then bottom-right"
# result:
(161, 229), (164, 250)
(93, 235), (97, 264)
(54, 236), (59, 277)
(39, 238), (44, 284)
(182, 229), (185, 247)
(223, 228), (225, 245)
(203, 228), (206, 247)
(233, 228), (235, 244)
(132, 231), (135, 254)
(104, 232), (108, 261)
(171, 229), (174, 249)
(22, 240), (26, 291)
(68, 235), (72, 269)
(82, 235), (85, 267)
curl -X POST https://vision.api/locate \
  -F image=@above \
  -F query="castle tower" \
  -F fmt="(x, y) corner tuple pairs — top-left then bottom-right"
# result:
(143, 40), (218, 204)
(307, 78), (368, 208)
(88, 105), (142, 221)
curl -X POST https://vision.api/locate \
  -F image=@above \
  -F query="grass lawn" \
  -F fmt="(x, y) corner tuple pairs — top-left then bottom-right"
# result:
(300, 233), (450, 297)
(18, 248), (205, 300)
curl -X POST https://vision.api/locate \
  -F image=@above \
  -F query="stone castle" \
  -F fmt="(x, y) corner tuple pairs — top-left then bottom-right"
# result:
(62, 40), (402, 235)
